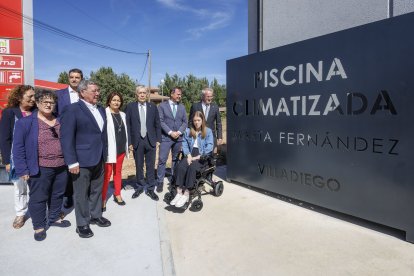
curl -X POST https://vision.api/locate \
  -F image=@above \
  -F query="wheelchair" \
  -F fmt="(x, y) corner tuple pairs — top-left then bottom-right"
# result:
(164, 154), (224, 212)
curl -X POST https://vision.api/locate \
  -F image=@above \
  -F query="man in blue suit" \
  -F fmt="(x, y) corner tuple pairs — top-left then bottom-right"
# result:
(156, 87), (188, 192)
(55, 68), (83, 209)
(55, 68), (83, 116)
(126, 85), (161, 200)
(60, 80), (110, 239)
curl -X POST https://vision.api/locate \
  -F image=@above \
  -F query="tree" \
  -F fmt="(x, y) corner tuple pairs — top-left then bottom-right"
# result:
(160, 73), (226, 112)
(89, 67), (137, 108)
(57, 71), (69, 84)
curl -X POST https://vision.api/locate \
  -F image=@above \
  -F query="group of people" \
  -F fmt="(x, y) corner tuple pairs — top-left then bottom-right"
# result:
(0, 68), (223, 241)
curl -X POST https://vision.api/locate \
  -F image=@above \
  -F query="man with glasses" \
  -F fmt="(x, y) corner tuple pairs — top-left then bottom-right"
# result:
(60, 80), (110, 238)
(55, 68), (83, 209)
(126, 85), (161, 200)
(189, 87), (222, 151)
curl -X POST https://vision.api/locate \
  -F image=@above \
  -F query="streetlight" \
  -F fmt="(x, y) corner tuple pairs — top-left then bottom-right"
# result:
(160, 79), (165, 102)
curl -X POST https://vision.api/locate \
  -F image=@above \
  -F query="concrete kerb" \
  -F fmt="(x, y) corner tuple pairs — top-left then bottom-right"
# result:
(157, 198), (176, 276)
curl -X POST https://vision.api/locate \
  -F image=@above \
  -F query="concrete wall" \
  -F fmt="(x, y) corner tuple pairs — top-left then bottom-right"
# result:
(248, 0), (414, 54)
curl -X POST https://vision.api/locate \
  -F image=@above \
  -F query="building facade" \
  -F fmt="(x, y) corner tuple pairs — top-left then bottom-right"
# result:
(248, 0), (414, 53)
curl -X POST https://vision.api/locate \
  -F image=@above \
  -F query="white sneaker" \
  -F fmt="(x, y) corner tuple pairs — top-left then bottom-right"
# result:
(175, 194), (188, 208)
(170, 193), (182, 206)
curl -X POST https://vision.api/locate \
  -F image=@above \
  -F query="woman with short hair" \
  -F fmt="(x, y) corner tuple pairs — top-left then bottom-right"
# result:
(102, 92), (129, 211)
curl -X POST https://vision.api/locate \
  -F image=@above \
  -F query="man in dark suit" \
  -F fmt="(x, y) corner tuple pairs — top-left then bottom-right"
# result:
(55, 68), (83, 209)
(126, 85), (161, 200)
(156, 87), (188, 192)
(189, 87), (223, 149)
(60, 80), (110, 239)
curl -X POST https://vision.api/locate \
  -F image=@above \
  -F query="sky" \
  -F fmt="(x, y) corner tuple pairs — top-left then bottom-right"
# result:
(33, 0), (248, 87)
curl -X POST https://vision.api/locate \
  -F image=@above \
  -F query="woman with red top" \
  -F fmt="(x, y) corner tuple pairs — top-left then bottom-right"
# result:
(13, 90), (70, 241)
(102, 92), (129, 211)
(0, 85), (36, 229)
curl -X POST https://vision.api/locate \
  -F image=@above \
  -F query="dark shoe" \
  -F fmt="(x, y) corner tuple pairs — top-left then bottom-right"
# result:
(64, 196), (73, 209)
(145, 189), (159, 201)
(156, 184), (163, 193)
(34, 229), (47, 241)
(102, 206), (106, 212)
(76, 225), (94, 238)
(114, 196), (126, 206)
(90, 217), (111, 227)
(132, 189), (143, 199)
(49, 220), (71, 228)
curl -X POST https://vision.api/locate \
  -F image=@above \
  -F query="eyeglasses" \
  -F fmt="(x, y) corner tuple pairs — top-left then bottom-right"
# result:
(40, 101), (56, 106)
(50, 127), (59, 138)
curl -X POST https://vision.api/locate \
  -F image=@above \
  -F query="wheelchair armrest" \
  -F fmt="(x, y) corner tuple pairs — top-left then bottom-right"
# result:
(200, 154), (216, 166)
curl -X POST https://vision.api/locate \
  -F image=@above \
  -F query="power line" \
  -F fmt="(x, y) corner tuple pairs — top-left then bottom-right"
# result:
(138, 54), (149, 84)
(0, 4), (147, 56)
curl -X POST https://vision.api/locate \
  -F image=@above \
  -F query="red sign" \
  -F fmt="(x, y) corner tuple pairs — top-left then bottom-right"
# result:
(0, 39), (23, 55)
(0, 70), (23, 84)
(0, 85), (14, 99)
(0, 0), (23, 38)
(0, 55), (23, 70)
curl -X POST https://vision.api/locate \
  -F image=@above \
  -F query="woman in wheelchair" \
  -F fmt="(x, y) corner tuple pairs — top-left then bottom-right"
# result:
(170, 111), (213, 208)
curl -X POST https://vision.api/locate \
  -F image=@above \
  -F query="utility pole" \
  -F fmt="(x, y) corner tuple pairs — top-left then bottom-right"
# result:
(148, 49), (151, 102)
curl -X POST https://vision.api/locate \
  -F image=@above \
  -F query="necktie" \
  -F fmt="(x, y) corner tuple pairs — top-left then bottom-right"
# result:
(140, 104), (146, 138)
(172, 104), (177, 118)
(205, 105), (210, 119)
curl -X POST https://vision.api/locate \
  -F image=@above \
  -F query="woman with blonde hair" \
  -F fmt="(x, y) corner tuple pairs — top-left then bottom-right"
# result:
(170, 111), (213, 208)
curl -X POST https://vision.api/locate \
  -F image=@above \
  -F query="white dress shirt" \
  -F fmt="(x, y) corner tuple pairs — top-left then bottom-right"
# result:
(82, 99), (104, 131)
(69, 86), (80, 104)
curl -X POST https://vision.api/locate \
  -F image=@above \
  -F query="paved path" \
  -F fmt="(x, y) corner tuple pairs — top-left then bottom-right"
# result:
(1, 165), (414, 276)
(0, 183), (173, 276)
(162, 166), (414, 276)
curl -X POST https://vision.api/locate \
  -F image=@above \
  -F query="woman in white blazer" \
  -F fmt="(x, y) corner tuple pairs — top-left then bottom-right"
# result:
(102, 92), (129, 211)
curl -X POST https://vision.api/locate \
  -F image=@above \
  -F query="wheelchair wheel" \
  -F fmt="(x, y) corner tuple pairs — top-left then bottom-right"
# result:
(164, 190), (176, 204)
(190, 199), (203, 212)
(214, 181), (224, 197)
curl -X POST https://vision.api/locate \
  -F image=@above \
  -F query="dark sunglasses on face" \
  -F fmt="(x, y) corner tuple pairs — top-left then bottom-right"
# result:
(50, 127), (59, 138)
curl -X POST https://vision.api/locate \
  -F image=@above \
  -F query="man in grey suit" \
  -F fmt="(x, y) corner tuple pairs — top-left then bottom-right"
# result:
(189, 87), (222, 148)
(156, 87), (188, 192)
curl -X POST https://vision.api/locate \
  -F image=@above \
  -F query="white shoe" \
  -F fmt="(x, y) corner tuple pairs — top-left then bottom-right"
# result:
(170, 193), (182, 206)
(175, 194), (188, 208)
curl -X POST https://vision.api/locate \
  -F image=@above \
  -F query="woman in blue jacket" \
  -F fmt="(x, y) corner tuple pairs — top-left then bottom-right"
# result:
(0, 85), (35, 229)
(170, 111), (213, 208)
(13, 90), (70, 241)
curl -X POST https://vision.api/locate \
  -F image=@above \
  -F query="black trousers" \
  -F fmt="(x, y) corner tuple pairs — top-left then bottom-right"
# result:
(64, 173), (73, 197)
(71, 161), (104, 227)
(133, 135), (156, 191)
(174, 148), (203, 190)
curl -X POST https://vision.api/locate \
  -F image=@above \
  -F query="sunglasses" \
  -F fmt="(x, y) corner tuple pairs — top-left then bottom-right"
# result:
(50, 127), (59, 138)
